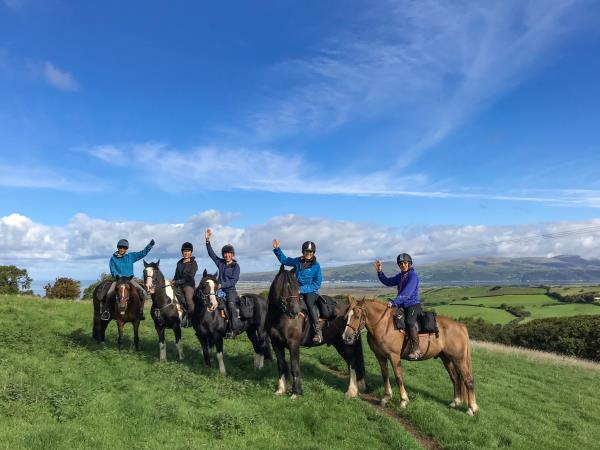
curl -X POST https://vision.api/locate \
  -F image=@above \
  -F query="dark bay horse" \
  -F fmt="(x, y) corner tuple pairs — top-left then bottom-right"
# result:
(267, 267), (366, 398)
(92, 276), (142, 350)
(193, 270), (272, 375)
(342, 298), (479, 415)
(143, 260), (184, 362)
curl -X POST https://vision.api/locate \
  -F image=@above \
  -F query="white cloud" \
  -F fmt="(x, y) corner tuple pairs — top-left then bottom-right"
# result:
(43, 61), (79, 92)
(3, 211), (600, 282)
(248, 0), (588, 164)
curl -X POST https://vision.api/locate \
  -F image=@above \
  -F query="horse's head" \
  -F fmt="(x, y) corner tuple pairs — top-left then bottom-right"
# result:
(342, 296), (367, 344)
(270, 265), (301, 317)
(115, 276), (133, 317)
(143, 259), (161, 294)
(197, 269), (219, 311)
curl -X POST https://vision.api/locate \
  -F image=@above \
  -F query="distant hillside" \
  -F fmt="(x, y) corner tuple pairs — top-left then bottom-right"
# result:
(239, 255), (600, 285)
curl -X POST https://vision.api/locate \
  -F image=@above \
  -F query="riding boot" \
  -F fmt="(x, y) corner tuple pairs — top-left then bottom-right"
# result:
(225, 300), (239, 339)
(309, 304), (323, 344)
(407, 326), (421, 360)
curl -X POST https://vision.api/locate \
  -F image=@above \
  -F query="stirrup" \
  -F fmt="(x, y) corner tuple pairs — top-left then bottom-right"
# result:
(100, 311), (110, 321)
(407, 351), (421, 360)
(312, 332), (323, 343)
(225, 331), (237, 339)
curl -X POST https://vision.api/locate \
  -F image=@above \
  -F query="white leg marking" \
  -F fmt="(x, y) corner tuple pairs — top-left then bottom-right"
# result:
(258, 354), (264, 369)
(176, 341), (184, 360)
(217, 352), (226, 375)
(450, 397), (462, 408)
(159, 342), (167, 362)
(345, 368), (359, 398)
(380, 379), (393, 406)
(275, 375), (287, 395)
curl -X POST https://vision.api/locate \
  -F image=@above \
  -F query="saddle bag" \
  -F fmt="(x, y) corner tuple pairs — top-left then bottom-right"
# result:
(392, 307), (405, 330)
(419, 311), (438, 334)
(238, 295), (254, 320)
(317, 296), (337, 319)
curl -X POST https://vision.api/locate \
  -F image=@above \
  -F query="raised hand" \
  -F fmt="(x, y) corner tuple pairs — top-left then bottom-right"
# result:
(149, 239), (155, 247)
(272, 239), (280, 249)
(374, 259), (382, 272)
(205, 229), (212, 241)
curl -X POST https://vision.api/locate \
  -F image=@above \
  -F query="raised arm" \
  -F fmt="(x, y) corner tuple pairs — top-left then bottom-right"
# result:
(377, 270), (401, 287)
(206, 240), (220, 266)
(131, 240), (155, 262)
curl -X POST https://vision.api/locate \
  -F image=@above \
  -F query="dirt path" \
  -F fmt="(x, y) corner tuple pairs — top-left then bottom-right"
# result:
(318, 363), (442, 450)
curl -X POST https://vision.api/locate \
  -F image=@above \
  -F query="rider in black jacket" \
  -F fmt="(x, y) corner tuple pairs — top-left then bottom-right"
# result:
(173, 242), (198, 326)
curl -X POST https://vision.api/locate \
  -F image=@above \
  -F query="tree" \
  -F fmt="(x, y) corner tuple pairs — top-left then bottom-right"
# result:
(82, 272), (113, 300)
(45, 277), (81, 299)
(0, 265), (33, 295)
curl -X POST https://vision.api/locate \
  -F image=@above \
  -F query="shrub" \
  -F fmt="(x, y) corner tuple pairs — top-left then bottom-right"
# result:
(82, 273), (113, 300)
(0, 265), (32, 295)
(45, 278), (81, 299)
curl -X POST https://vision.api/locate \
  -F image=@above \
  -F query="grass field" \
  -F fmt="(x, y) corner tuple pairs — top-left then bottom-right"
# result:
(429, 305), (516, 325)
(2, 295), (600, 449)
(456, 294), (558, 308)
(521, 303), (600, 323)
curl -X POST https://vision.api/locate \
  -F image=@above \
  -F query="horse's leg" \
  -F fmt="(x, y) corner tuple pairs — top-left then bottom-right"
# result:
(174, 325), (184, 360)
(200, 336), (211, 367)
(117, 320), (124, 351)
(455, 355), (479, 416)
(100, 319), (109, 343)
(272, 339), (289, 395)
(374, 353), (393, 406)
(289, 343), (303, 398)
(133, 320), (140, 351)
(389, 354), (409, 408)
(247, 328), (265, 370)
(354, 336), (367, 393)
(332, 341), (359, 399)
(215, 335), (226, 375)
(440, 352), (462, 408)
(156, 324), (167, 362)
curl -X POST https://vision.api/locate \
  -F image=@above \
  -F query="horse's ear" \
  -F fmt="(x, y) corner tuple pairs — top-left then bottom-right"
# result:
(156, 259), (160, 266)
(214, 271), (218, 279)
(143, 259), (148, 267)
(203, 269), (208, 277)
(279, 265), (285, 273)
(127, 275), (133, 281)
(347, 294), (353, 304)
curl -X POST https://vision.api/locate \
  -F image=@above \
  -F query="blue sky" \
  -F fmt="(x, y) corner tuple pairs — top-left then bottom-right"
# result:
(2, 0), (600, 281)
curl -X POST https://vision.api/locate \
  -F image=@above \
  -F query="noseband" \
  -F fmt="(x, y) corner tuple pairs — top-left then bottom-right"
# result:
(279, 294), (300, 317)
(345, 307), (366, 341)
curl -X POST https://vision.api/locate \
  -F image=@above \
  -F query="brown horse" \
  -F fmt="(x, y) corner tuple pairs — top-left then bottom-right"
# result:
(342, 298), (479, 415)
(92, 276), (143, 351)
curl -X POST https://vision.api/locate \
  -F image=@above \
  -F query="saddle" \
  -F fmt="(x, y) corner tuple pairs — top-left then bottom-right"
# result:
(297, 295), (337, 320)
(393, 308), (439, 335)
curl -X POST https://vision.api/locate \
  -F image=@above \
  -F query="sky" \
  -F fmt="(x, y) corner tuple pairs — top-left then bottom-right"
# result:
(2, 0), (600, 283)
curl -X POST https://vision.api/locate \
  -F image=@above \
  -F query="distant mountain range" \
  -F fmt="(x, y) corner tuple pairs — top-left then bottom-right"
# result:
(239, 255), (600, 285)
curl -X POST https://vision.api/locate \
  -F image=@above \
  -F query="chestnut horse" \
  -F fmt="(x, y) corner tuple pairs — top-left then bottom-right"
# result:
(342, 298), (479, 415)
(92, 276), (143, 351)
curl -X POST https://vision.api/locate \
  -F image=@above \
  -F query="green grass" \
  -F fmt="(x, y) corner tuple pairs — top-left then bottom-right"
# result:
(2, 295), (600, 449)
(456, 294), (558, 308)
(430, 305), (516, 325)
(422, 286), (547, 304)
(0, 296), (419, 450)
(549, 285), (600, 296)
(521, 303), (600, 323)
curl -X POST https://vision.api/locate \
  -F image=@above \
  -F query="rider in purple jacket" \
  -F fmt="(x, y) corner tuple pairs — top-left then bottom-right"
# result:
(375, 253), (422, 360)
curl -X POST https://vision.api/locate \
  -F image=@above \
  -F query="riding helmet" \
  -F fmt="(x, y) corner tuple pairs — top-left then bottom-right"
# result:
(302, 241), (316, 253)
(181, 242), (193, 252)
(117, 239), (129, 249)
(221, 244), (235, 256)
(397, 253), (413, 266)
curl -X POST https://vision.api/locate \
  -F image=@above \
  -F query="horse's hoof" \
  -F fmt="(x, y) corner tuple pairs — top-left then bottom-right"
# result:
(467, 408), (475, 416)
(290, 394), (298, 400)
(357, 379), (367, 393)
(345, 389), (358, 399)
(274, 390), (285, 396)
(449, 400), (461, 408)
(400, 400), (408, 409)
(380, 398), (390, 407)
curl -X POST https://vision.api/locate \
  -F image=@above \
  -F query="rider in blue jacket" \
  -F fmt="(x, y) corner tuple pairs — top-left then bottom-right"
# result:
(105, 238), (154, 320)
(205, 229), (241, 338)
(273, 239), (323, 343)
(375, 253), (422, 359)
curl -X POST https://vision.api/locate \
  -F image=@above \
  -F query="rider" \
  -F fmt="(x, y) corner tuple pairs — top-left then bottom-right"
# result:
(172, 242), (198, 327)
(205, 229), (241, 339)
(374, 253), (422, 360)
(105, 238), (155, 320)
(272, 239), (323, 343)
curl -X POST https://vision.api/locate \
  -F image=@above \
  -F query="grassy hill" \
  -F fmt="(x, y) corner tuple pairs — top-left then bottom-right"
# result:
(240, 255), (600, 284)
(2, 295), (600, 449)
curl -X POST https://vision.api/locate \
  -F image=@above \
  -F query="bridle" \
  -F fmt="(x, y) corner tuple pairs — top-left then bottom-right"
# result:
(116, 281), (130, 316)
(344, 306), (366, 342)
(198, 278), (219, 312)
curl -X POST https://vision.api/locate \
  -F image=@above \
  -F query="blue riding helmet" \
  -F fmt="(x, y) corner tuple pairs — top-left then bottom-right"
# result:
(117, 239), (129, 249)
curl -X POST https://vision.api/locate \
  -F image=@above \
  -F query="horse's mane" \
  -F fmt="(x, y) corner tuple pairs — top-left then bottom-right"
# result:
(269, 268), (299, 301)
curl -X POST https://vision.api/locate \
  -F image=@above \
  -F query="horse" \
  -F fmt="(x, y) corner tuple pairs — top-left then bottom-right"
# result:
(267, 266), (366, 398)
(92, 276), (142, 351)
(143, 260), (184, 362)
(342, 298), (479, 415)
(192, 270), (272, 375)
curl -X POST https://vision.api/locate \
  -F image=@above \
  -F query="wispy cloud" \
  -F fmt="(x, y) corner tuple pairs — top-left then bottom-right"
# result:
(0, 164), (106, 192)
(248, 0), (588, 165)
(42, 61), (79, 92)
(84, 142), (600, 207)
(3, 211), (600, 280)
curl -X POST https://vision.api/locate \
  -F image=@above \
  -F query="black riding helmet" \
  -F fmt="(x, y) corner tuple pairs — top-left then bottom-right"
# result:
(117, 239), (129, 249)
(221, 244), (235, 256)
(302, 241), (316, 253)
(181, 242), (193, 252)
(397, 253), (413, 266)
